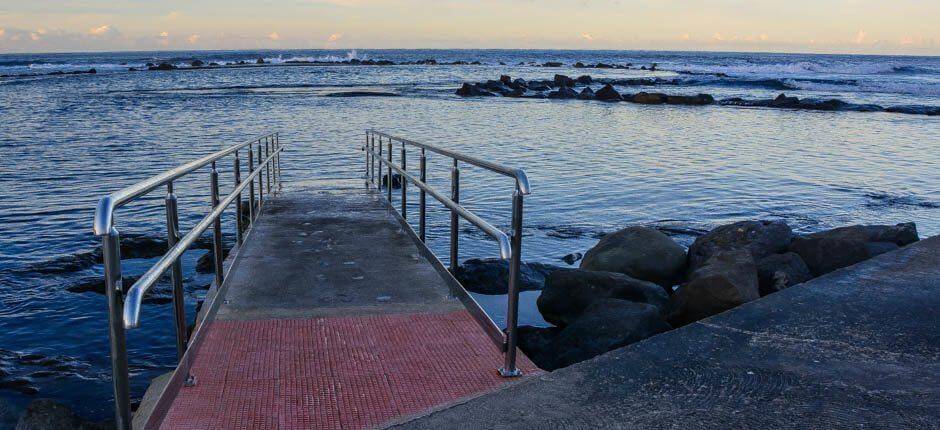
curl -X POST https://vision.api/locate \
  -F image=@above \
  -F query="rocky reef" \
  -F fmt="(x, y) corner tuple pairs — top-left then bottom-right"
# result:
(458, 220), (921, 371)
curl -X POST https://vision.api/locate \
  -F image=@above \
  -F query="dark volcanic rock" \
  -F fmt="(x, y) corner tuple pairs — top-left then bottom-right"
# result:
(671, 249), (760, 326)
(594, 84), (623, 101)
(453, 258), (561, 295)
(190, 59), (204, 67)
(578, 87), (595, 100)
(196, 248), (231, 274)
(553, 74), (576, 88)
(665, 94), (715, 105)
(534, 299), (671, 370)
(455, 83), (495, 97)
(886, 105), (940, 116)
(631, 92), (668, 104)
(515, 325), (562, 369)
(789, 223), (918, 276)
(547, 86), (579, 99)
(755, 252), (812, 296)
(561, 252), (583, 265)
(688, 220), (793, 271)
(499, 75), (512, 86)
(256, 57), (266, 64)
(538, 269), (670, 327)
(576, 75), (593, 85)
(15, 399), (111, 430)
(580, 226), (687, 290)
(542, 62), (563, 67)
(148, 62), (175, 71)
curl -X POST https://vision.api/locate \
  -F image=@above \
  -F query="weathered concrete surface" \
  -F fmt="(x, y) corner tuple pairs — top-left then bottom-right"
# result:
(396, 235), (940, 429)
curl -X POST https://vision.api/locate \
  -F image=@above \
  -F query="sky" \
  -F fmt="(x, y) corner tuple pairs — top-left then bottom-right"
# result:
(0, 0), (938, 55)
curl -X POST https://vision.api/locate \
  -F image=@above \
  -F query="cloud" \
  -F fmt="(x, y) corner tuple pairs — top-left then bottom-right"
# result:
(327, 33), (342, 42)
(0, 28), (5, 38)
(166, 11), (182, 20)
(580, 33), (594, 41)
(855, 29), (866, 44)
(30, 32), (42, 41)
(678, 33), (690, 41)
(88, 25), (113, 36)
(268, 32), (281, 41)
(160, 31), (169, 38)
(187, 34), (200, 44)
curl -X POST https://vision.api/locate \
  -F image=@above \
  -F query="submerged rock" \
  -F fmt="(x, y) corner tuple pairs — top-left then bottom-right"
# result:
(789, 223), (918, 276)
(324, 91), (400, 97)
(580, 226), (687, 291)
(561, 252), (583, 265)
(755, 252), (812, 296)
(148, 62), (175, 71)
(196, 248), (232, 274)
(455, 83), (495, 97)
(453, 258), (561, 295)
(687, 220), (793, 271)
(665, 94), (715, 106)
(15, 399), (111, 430)
(538, 269), (670, 327)
(671, 249), (760, 326)
(533, 299), (671, 370)
(631, 92), (667, 105)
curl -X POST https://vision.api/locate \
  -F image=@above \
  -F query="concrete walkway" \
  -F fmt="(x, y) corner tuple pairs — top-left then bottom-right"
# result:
(149, 181), (536, 429)
(397, 236), (940, 429)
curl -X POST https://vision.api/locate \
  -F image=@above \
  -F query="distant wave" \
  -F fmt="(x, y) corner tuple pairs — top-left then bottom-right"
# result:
(676, 60), (931, 76)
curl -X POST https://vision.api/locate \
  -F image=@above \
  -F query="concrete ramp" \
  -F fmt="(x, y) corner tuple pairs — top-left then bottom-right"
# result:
(148, 181), (537, 429)
(396, 236), (940, 429)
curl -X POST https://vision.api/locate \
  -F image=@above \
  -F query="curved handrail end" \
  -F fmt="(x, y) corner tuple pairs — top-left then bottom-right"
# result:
(122, 286), (144, 329)
(497, 232), (512, 260)
(513, 169), (531, 195)
(93, 195), (117, 236)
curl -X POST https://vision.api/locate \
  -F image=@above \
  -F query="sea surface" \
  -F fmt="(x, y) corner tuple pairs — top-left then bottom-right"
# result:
(0, 49), (938, 423)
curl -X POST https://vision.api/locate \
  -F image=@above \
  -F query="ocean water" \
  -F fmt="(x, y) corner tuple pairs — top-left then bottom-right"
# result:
(0, 49), (938, 422)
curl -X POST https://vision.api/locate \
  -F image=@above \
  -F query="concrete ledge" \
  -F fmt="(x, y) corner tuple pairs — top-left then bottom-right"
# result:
(395, 236), (940, 429)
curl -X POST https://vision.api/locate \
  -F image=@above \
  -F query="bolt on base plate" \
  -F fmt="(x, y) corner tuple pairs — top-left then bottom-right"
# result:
(498, 367), (523, 378)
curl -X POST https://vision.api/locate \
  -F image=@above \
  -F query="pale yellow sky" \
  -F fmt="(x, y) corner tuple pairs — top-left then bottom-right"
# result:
(0, 0), (937, 55)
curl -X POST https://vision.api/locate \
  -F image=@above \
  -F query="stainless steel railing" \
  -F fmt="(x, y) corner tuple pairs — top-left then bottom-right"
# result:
(92, 132), (283, 430)
(363, 129), (530, 378)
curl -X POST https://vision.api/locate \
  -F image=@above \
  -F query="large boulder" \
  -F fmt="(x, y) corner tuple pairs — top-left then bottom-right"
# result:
(580, 226), (687, 291)
(670, 250), (759, 326)
(547, 86), (579, 99)
(578, 87), (595, 100)
(538, 269), (670, 327)
(755, 252), (812, 296)
(631, 92), (668, 104)
(688, 220), (793, 271)
(789, 223), (918, 276)
(594, 84), (623, 101)
(455, 83), (495, 97)
(515, 325), (562, 369)
(453, 258), (561, 295)
(533, 299), (671, 370)
(553, 74), (576, 87)
(576, 75), (593, 84)
(15, 399), (110, 430)
(665, 94), (715, 105)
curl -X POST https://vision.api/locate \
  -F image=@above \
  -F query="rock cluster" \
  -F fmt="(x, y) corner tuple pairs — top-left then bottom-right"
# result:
(514, 221), (919, 370)
(14, 399), (111, 430)
(455, 74), (715, 106)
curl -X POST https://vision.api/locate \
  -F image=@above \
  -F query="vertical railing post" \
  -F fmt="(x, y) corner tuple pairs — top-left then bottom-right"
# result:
(265, 137), (272, 194)
(419, 148), (427, 242)
(274, 133), (281, 189)
(449, 159), (459, 271)
(256, 140), (264, 207)
(248, 145), (256, 223)
(400, 144), (407, 219)
(500, 190), (525, 377)
(210, 162), (224, 288)
(165, 182), (188, 361)
(386, 138), (393, 203)
(102, 229), (131, 430)
(370, 133), (376, 186)
(234, 151), (244, 245)
(364, 132), (371, 187)
(377, 136), (383, 189)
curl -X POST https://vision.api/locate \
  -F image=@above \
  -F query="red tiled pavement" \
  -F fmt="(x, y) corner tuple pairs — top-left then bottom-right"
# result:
(159, 311), (539, 429)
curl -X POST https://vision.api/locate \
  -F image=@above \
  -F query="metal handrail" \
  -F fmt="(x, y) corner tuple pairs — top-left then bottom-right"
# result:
(363, 129), (529, 378)
(92, 132), (282, 430)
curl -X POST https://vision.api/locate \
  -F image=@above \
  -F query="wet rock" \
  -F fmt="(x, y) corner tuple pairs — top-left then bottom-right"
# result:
(534, 299), (671, 370)
(190, 59), (204, 67)
(256, 57), (266, 64)
(499, 75), (512, 86)
(561, 252), (583, 265)
(0, 378), (38, 395)
(15, 399), (111, 430)
(631, 92), (668, 104)
(688, 220), (793, 271)
(576, 75), (592, 85)
(578, 87), (595, 100)
(670, 249), (759, 326)
(515, 325), (562, 370)
(147, 62), (175, 71)
(528, 83), (552, 92)
(324, 91), (400, 97)
(553, 74), (576, 88)
(665, 94), (715, 106)
(769, 93), (800, 108)
(789, 223), (918, 276)
(594, 84), (623, 101)
(0, 399), (18, 429)
(510, 78), (528, 90)
(542, 62), (563, 67)
(381, 173), (403, 189)
(453, 258), (561, 295)
(196, 248), (232, 274)
(455, 83), (495, 97)
(580, 226), (687, 291)
(538, 269), (670, 327)
(755, 252), (812, 296)
(885, 105), (940, 116)
(547, 86), (579, 99)
(574, 62), (586, 68)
